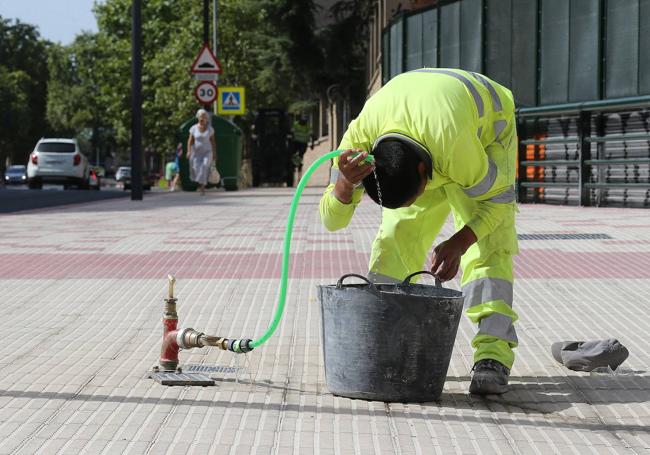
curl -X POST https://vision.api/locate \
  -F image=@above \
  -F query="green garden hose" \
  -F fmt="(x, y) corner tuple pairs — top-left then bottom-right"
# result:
(248, 150), (375, 348)
(249, 150), (341, 348)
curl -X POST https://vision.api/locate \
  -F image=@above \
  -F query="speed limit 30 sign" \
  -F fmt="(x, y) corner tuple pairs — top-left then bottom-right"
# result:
(194, 81), (218, 104)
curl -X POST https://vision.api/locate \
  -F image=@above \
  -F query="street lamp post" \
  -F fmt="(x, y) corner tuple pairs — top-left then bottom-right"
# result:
(203, 0), (210, 44)
(213, 0), (219, 114)
(131, 0), (143, 200)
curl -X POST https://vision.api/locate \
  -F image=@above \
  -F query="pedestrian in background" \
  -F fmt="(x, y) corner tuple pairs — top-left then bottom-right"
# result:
(164, 159), (177, 191)
(187, 109), (216, 195)
(170, 143), (182, 191)
(291, 116), (313, 179)
(164, 144), (182, 191)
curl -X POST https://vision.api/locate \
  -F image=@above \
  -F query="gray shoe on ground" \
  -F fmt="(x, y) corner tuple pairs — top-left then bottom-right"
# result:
(551, 339), (629, 372)
(469, 359), (510, 395)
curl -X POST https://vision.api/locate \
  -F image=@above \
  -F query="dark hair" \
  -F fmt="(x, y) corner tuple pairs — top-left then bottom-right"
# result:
(362, 139), (423, 208)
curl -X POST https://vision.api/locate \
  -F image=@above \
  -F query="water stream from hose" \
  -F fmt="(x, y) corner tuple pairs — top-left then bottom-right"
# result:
(371, 168), (411, 279)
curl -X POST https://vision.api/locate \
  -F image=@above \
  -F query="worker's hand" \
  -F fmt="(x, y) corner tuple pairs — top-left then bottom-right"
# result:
(337, 149), (375, 188)
(430, 240), (463, 282)
(430, 226), (477, 281)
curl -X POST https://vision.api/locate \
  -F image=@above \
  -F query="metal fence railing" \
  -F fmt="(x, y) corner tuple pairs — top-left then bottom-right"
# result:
(516, 96), (650, 207)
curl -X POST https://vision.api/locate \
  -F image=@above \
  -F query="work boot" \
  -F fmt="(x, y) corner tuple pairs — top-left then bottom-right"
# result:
(469, 359), (510, 395)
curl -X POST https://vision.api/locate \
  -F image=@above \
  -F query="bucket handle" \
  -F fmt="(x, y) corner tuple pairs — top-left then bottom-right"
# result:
(401, 271), (442, 288)
(336, 273), (377, 290)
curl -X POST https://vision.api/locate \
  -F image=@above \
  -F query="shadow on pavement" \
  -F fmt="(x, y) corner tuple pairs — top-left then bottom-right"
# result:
(0, 375), (648, 434)
(0, 188), (128, 214)
(33, 189), (326, 214)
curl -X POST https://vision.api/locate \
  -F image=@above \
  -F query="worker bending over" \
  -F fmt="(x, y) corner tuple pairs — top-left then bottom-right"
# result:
(319, 69), (519, 395)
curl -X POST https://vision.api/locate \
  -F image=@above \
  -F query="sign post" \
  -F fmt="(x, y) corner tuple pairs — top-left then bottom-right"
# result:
(212, 0), (219, 113)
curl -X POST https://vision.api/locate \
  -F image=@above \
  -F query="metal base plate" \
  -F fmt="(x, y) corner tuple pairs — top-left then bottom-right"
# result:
(149, 371), (215, 386)
(183, 364), (244, 375)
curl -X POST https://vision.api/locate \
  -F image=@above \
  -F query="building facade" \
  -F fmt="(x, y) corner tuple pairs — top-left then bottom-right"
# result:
(366, 0), (650, 207)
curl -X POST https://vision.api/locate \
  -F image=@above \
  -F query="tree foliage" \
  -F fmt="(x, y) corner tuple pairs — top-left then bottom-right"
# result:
(84, 0), (328, 161)
(0, 17), (50, 170)
(316, 0), (374, 110)
(3, 1), (370, 169)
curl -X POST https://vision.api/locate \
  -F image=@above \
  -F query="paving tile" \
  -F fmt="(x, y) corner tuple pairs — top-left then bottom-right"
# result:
(0, 189), (648, 454)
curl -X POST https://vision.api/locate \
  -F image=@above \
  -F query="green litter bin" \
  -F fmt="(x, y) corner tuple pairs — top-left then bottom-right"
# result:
(177, 114), (243, 191)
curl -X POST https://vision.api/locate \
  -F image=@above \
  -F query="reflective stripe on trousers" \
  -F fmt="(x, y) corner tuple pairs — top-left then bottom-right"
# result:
(463, 277), (518, 344)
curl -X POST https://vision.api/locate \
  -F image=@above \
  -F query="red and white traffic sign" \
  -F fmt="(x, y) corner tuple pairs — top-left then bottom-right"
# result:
(194, 81), (218, 104)
(191, 43), (222, 74)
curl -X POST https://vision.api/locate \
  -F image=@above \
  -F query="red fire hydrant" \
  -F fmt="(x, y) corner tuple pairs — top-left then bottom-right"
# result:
(160, 276), (180, 371)
(156, 276), (254, 373)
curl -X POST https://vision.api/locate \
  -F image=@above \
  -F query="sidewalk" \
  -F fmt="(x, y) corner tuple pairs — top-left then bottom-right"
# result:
(0, 188), (648, 454)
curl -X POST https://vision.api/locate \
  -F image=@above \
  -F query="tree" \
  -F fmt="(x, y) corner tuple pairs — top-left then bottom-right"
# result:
(217, 0), (322, 111)
(47, 33), (115, 164)
(84, 0), (325, 163)
(40, 0), (367, 168)
(0, 67), (31, 166)
(0, 16), (50, 170)
(91, 0), (205, 163)
(316, 1), (374, 113)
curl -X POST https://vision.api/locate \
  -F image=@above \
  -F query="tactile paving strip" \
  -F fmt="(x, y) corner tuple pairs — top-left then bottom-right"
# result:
(518, 233), (613, 240)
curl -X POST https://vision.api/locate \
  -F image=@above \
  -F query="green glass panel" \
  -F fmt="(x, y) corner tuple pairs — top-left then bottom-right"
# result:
(390, 19), (404, 79)
(639, 0), (650, 94)
(605, 0), (639, 98)
(540, 0), (570, 104)
(460, 0), (483, 72)
(569, 0), (600, 101)
(511, 0), (537, 106)
(440, 2), (461, 68)
(486, 0), (513, 87)
(422, 9), (437, 67)
(406, 14), (423, 70)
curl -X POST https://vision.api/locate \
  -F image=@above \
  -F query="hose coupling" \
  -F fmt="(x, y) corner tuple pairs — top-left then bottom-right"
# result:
(176, 328), (206, 349)
(229, 338), (254, 353)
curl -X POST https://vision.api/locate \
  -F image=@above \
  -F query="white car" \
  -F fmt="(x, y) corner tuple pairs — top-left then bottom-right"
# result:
(26, 138), (90, 189)
(114, 166), (152, 191)
(115, 166), (131, 183)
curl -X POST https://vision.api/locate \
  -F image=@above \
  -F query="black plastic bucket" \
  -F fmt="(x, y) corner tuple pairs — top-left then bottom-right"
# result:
(318, 271), (464, 402)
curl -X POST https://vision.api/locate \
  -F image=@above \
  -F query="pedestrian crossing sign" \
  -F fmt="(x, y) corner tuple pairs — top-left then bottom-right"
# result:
(217, 86), (246, 115)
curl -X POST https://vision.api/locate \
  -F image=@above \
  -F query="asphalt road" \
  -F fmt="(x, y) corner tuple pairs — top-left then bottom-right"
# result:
(0, 184), (130, 213)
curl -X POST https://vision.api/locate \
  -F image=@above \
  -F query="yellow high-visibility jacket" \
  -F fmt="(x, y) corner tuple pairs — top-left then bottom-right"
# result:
(319, 69), (517, 241)
(292, 121), (312, 144)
